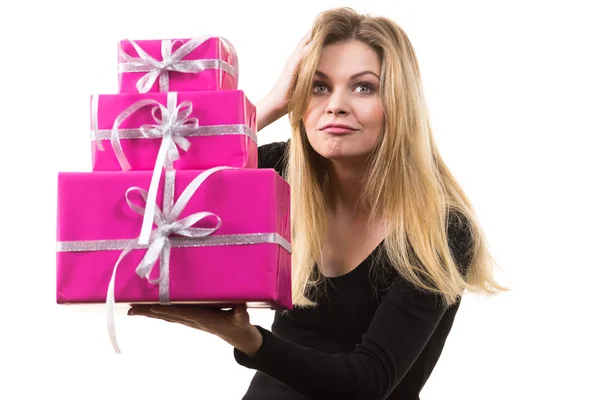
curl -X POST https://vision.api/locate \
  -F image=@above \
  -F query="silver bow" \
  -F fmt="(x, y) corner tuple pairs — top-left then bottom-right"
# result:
(106, 167), (228, 353)
(138, 101), (195, 165)
(108, 92), (196, 171)
(105, 92), (201, 245)
(118, 37), (238, 93)
(90, 93), (258, 154)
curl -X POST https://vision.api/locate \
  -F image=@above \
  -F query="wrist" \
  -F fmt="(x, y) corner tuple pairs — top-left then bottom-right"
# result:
(258, 93), (286, 124)
(229, 325), (263, 357)
(266, 88), (289, 112)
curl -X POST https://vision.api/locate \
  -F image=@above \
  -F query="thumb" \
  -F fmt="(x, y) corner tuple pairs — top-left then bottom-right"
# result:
(234, 304), (248, 317)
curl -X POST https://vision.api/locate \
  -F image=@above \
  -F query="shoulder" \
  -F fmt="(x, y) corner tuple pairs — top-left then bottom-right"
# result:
(258, 139), (290, 176)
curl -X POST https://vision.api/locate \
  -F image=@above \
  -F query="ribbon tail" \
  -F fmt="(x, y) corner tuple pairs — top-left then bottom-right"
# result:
(91, 94), (105, 151)
(138, 136), (173, 245)
(111, 129), (132, 171)
(94, 134), (105, 151)
(106, 290), (121, 353)
(159, 70), (170, 92)
(137, 69), (161, 94)
(159, 242), (171, 305)
(174, 135), (192, 152)
(106, 241), (136, 354)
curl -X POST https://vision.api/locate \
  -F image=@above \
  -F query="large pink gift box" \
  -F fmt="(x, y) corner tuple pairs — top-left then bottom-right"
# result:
(91, 90), (257, 171)
(56, 168), (292, 310)
(118, 37), (238, 93)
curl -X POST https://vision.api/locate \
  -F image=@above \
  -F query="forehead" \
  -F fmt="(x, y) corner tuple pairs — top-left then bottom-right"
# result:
(316, 40), (381, 78)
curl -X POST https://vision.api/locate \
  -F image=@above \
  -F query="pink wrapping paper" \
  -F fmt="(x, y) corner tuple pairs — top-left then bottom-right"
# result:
(56, 169), (292, 310)
(118, 37), (238, 93)
(91, 90), (257, 171)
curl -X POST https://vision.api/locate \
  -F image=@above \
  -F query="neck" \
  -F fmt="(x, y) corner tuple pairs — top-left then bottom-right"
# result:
(326, 158), (369, 217)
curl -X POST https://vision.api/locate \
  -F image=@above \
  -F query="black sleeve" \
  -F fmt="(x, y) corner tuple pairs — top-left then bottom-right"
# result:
(233, 214), (474, 400)
(258, 139), (290, 177)
(447, 210), (475, 277)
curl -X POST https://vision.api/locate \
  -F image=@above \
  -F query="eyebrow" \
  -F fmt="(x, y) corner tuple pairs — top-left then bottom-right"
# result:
(314, 70), (380, 80)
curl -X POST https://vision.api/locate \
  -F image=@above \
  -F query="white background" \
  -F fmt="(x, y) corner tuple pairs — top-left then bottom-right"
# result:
(1, 0), (599, 399)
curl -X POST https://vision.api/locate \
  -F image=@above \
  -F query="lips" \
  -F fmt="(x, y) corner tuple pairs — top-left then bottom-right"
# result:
(319, 123), (359, 135)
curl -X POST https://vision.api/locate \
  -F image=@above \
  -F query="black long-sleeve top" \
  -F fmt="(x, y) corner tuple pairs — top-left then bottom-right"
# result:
(234, 140), (474, 400)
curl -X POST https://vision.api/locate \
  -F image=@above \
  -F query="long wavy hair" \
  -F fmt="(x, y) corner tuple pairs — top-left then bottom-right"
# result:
(284, 7), (507, 307)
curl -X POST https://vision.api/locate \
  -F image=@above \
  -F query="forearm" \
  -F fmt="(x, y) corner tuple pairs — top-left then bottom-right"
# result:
(234, 326), (381, 400)
(256, 94), (286, 132)
(234, 276), (451, 400)
(224, 325), (263, 358)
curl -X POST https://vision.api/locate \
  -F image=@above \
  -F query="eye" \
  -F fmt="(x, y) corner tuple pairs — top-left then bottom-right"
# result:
(354, 82), (376, 94)
(312, 81), (329, 94)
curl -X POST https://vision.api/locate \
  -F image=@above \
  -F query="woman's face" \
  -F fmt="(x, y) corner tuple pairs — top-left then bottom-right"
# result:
(303, 39), (384, 163)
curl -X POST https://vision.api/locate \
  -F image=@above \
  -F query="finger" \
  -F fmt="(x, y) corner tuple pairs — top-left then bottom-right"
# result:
(128, 304), (153, 315)
(129, 305), (191, 321)
(150, 304), (216, 324)
(149, 313), (199, 330)
(147, 305), (196, 322)
(299, 40), (314, 58)
(131, 308), (201, 330)
(297, 31), (311, 49)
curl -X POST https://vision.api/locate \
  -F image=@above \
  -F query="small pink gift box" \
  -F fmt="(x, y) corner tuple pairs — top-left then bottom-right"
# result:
(118, 36), (238, 93)
(56, 168), (292, 310)
(90, 90), (257, 172)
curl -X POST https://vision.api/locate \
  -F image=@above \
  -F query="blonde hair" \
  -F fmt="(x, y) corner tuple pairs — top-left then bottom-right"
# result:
(285, 7), (507, 307)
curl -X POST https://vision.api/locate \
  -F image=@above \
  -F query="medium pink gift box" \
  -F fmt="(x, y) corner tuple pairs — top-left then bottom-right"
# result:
(90, 90), (257, 171)
(56, 168), (292, 310)
(118, 36), (238, 93)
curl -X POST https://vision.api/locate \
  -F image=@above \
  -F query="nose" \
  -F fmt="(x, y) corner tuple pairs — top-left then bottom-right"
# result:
(325, 89), (350, 116)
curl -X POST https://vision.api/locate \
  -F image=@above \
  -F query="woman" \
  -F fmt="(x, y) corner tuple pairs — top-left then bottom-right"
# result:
(129, 7), (506, 399)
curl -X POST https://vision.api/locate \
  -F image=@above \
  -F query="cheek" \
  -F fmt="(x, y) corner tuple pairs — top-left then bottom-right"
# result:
(360, 101), (385, 134)
(302, 101), (322, 132)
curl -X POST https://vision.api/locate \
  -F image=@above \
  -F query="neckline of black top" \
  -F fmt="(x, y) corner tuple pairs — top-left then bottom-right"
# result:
(319, 240), (386, 284)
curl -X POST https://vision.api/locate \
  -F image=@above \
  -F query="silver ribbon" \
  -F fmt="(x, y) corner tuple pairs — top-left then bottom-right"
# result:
(118, 37), (238, 93)
(91, 92), (257, 246)
(56, 167), (292, 354)
(90, 92), (257, 152)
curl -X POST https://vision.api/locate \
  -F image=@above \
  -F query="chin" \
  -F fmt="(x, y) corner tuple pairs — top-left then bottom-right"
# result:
(307, 133), (377, 162)
(315, 142), (373, 162)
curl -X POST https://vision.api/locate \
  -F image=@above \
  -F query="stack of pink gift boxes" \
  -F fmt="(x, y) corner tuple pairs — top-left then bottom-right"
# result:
(56, 36), (292, 350)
